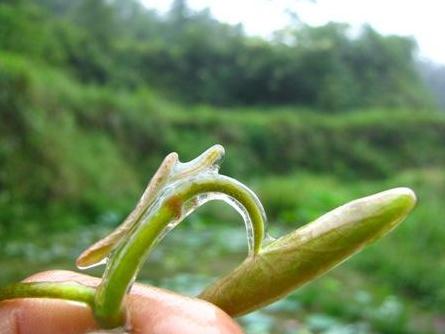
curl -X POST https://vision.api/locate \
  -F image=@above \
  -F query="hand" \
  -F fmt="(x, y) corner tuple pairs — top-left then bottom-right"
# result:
(0, 270), (244, 334)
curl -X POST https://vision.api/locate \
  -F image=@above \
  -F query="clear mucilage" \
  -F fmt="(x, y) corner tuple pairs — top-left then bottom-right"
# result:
(86, 145), (267, 332)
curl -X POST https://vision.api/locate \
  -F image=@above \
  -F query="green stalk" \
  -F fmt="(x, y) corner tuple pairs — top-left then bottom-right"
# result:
(199, 187), (416, 316)
(0, 146), (419, 332)
(94, 174), (266, 328)
(0, 282), (96, 307)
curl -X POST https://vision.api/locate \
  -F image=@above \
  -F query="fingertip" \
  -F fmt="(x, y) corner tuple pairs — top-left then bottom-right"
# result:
(0, 298), (97, 334)
(128, 285), (244, 334)
(1, 271), (99, 334)
(2, 271), (244, 334)
(0, 302), (19, 334)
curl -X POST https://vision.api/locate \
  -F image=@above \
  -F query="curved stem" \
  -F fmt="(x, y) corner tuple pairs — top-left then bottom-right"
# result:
(94, 174), (266, 328)
(0, 282), (96, 307)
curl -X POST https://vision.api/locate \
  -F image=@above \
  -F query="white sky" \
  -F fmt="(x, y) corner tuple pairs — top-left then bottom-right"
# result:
(142, 0), (445, 64)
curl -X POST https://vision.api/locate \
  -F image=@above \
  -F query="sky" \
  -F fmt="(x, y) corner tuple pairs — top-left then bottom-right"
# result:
(142, 0), (445, 64)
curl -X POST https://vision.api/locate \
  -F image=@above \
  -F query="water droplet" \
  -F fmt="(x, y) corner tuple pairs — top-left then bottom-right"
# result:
(188, 191), (256, 255)
(263, 233), (277, 245)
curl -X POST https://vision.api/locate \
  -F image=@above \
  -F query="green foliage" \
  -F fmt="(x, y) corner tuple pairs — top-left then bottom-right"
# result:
(418, 60), (445, 109)
(1, 2), (444, 332)
(0, 54), (140, 233)
(0, 2), (66, 63)
(1, 53), (444, 237)
(1, 0), (435, 109)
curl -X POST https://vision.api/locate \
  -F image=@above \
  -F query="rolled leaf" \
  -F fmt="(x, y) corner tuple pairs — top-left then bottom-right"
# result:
(199, 187), (416, 316)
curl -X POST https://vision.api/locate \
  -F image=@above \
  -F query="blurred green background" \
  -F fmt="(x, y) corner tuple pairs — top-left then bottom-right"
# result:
(1, 1), (445, 333)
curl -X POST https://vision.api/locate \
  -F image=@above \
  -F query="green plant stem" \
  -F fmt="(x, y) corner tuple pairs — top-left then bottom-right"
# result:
(0, 149), (418, 331)
(0, 282), (96, 307)
(94, 174), (266, 329)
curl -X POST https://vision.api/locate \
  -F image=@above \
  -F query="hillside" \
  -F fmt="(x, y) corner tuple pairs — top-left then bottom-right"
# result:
(1, 1), (445, 333)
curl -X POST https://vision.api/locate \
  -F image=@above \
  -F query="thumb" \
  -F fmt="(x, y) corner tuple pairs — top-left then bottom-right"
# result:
(0, 270), (243, 334)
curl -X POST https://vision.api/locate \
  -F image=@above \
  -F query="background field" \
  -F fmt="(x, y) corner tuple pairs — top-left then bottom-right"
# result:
(1, 1), (445, 333)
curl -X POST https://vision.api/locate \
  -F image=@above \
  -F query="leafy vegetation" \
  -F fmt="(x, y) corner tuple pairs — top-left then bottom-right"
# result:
(0, 0), (435, 109)
(1, 0), (445, 333)
(1, 53), (445, 232)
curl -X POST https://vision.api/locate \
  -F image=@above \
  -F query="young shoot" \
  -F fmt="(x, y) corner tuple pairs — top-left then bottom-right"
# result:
(0, 145), (417, 332)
